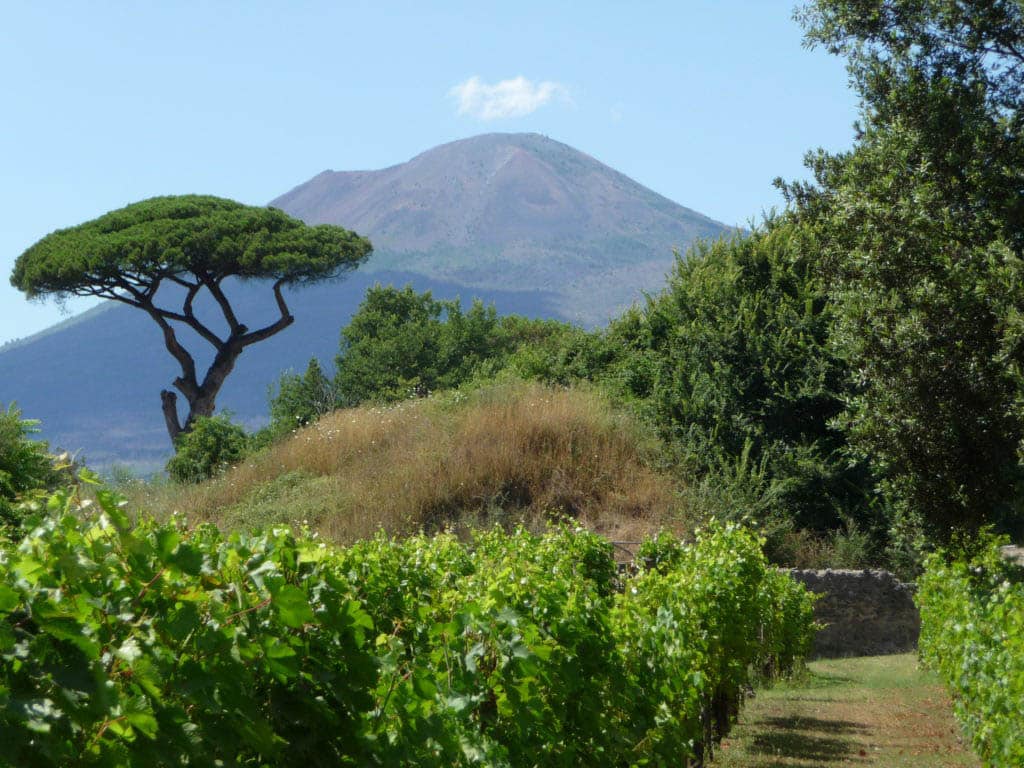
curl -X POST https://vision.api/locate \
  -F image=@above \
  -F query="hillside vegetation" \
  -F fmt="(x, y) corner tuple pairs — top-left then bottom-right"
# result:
(127, 382), (684, 544)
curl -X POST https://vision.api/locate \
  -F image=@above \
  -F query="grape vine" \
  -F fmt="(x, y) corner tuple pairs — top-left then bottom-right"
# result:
(0, 485), (814, 766)
(917, 538), (1024, 767)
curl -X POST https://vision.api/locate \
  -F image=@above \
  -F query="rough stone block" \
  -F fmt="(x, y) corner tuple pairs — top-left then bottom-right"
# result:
(787, 569), (920, 658)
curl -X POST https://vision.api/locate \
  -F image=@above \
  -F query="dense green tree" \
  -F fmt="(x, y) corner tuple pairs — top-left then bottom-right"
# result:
(332, 285), (509, 406)
(333, 285), (451, 405)
(629, 219), (875, 535)
(496, 318), (631, 390)
(265, 287), (587, 427)
(11, 196), (371, 443)
(789, 0), (1024, 546)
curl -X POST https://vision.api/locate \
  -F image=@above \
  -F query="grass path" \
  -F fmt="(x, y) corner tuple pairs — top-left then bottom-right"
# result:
(712, 654), (978, 768)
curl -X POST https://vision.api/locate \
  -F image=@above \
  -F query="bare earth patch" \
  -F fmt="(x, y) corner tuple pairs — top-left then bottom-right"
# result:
(713, 654), (978, 768)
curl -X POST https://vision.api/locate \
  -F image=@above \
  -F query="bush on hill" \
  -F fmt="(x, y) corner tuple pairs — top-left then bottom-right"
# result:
(165, 413), (249, 484)
(265, 285), (577, 439)
(266, 358), (337, 435)
(0, 403), (63, 534)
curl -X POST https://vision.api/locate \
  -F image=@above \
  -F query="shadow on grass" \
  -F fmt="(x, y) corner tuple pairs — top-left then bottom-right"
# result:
(747, 715), (869, 764)
(758, 716), (868, 736)
(799, 672), (855, 689)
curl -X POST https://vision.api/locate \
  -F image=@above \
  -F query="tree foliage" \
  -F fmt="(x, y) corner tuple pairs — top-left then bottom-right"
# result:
(333, 284), (505, 406)
(789, 0), (1024, 545)
(11, 195), (371, 443)
(267, 286), (578, 431)
(619, 219), (876, 537)
(268, 358), (337, 433)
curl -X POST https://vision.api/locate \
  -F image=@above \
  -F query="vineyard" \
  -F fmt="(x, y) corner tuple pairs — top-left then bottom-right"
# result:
(917, 538), (1024, 767)
(0, 483), (814, 767)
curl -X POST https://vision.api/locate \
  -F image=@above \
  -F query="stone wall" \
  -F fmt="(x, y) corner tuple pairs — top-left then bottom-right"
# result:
(1001, 544), (1024, 566)
(787, 569), (920, 658)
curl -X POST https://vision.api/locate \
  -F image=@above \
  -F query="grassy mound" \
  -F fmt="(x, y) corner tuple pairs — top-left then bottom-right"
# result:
(128, 382), (687, 544)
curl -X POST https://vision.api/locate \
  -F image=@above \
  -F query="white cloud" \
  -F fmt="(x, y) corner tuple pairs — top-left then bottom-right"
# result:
(449, 76), (568, 121)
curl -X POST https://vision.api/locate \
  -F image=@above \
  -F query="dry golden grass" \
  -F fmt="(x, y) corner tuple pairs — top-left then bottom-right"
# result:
(127, 382), (688, 545)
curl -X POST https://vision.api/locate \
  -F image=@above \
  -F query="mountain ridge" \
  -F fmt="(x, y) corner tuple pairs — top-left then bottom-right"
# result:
(273, 133), (724, 281)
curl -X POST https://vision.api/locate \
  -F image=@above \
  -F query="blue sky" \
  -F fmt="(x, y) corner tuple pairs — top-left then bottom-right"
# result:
(0, 1), (858, 346)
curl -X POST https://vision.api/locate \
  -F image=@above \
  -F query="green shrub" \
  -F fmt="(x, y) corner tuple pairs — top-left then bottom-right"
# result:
(635, 220), (874, 535)
(497, 321), (624, 387)
(265, 285), (591, 436)
(0, 403), (60, 534)
(266, 358), (337, 437)
(166, 413), (249, 483)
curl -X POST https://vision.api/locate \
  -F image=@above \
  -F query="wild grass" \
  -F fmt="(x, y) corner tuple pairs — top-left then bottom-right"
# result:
(124, 382), (688, 545)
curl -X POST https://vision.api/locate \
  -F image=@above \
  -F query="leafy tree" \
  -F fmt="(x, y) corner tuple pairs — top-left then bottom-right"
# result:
(500, 318), (637, 392)
(332, 285), (509, 406)
(435, 294), (509, 385)
(631, 219), (876, 535)
(789, 0), (1024, 545)
(333, 285), (450, 405)
(11, 195), (371, 443)
(264, 286), (591, 433)
(166, 413), (250, 483)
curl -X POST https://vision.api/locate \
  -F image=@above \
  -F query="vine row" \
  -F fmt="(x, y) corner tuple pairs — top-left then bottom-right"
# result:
(0, 487), (814, 766)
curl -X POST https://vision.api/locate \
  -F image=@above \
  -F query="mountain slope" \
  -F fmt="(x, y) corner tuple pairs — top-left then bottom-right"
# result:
(272, 133), (727, 326)
(0, 133), (730, 469)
